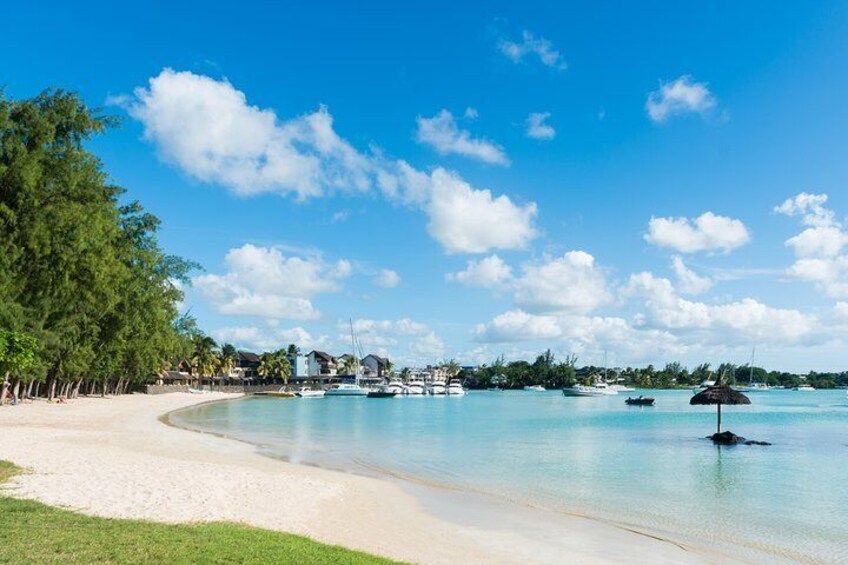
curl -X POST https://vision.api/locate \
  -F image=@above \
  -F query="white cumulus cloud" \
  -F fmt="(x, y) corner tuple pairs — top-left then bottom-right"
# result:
(513, 251), (611, 314)
(193, 244), (350, 319)
(416, 110), (508, 165)
(498, 30), (568, 70)
(447, 255), (513, 289)
(525, 112), (555, 140)
(671, 256), (714, 295)
(646, 75), (717, 123)
(645, 212), (750, 253)
(425, 169), (538, 254)
(373, 269), (401, 288)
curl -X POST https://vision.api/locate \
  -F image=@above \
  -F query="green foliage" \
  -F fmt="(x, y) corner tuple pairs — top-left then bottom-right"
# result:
(0, 90), (196, 396)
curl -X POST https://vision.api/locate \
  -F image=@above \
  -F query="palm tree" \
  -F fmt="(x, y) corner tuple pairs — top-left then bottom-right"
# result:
(444, 359), (460, 378)
(218, 343), (237, 384)
(273, 349), (292, 385)
(286, 343), (299, 357)
(258, 352), (275, 381)
(340, 355), (358, 375)
(190, 335), (218, 378)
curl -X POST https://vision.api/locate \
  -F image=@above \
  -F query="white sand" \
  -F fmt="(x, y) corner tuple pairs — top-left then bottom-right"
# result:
(0, 394), (740, 564)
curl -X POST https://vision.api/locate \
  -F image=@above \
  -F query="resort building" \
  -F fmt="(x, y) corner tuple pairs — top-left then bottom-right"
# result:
(307, 350), (337, 378)
(361, 354), (390, 379)
(233, 351), (261, 380)
(286, 353), (309, 380)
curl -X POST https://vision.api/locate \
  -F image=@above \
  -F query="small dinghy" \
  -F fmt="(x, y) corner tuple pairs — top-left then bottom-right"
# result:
(625, 396), (655, 406)
(367, 390), (397, 398)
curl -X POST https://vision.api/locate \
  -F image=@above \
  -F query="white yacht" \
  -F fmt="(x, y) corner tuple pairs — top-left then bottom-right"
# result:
(524, 385), (546, 392)
(608, 384), (636, 393)
(692, 379), (716, 393)
(562, 382), (618, 397)
(748, 382), (770, 392)
(386, 378), (405, 395)
(404, 378), (427, 395)
(793, 384), (816, 392)
(447, 378), (466, 396)
(295, 386), (325, 398)
(430, 377), (447, 395)
(324, 383), (368, 397)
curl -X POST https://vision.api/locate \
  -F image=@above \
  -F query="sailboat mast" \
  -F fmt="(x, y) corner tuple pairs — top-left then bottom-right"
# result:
(349, 318), (359, 384)
(749, 347), (756, 385)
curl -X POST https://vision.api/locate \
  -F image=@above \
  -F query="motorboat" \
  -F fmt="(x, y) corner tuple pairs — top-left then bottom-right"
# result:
(367, 386), (397, 398)
(608, 384), (636, 393)
(385, 378), (405, 394)
(793, 384), (816, 391)
(625, 395), (655, 406)
(430, 377), (447, 395)
(295, 386), (325, 398)
(523, 385), (546, 392)
(562, 382), (618, 397)
(692, 380), (716, 393)
(447, 378), (466, 396)
(324, 383), (368, 397)
(404, 378), (427, 395)
(254, 386), (297, 398)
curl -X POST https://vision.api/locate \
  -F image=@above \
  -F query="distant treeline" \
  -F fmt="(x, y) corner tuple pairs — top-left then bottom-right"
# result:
(458, 351), (848, 390)
(0, 91), (199, 403)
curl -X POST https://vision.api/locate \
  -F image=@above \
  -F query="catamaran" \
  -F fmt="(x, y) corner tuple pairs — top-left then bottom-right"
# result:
(743, 348), (769, 392)
(326, 319), (368, 397)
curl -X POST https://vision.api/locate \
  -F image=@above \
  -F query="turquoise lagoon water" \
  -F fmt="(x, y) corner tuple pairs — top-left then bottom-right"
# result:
(173, 390), (848, 563)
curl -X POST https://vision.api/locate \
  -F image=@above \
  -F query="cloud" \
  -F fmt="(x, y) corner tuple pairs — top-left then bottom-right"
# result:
(373, 269), (401, 288)
(122, 69), (536, 255)
(774, 192), (834, 227)
(424, 168), (538, 254)
(193, 244), (350, 319)
(525, 112), (555, 140)
(778, 193), (848, 297)
(512, 251), (610, 314)
(122, 68), (372, 200)
(646, 75), (717, 123)
(416, 110), (508, 165)
(671, 256), (714, 295)
(345, 318), (445, 363)
(474, 310), (562, 342)
(449, 251), (609, 313)
(498, 30), (568, 70)
(447, 255), (513, 289)
(623, 272), (815, 345)
(464, 107), (479, 119)
(645, 212), (750, 253)
(330, 210), (350, 223)
(211, 325), (330, 352)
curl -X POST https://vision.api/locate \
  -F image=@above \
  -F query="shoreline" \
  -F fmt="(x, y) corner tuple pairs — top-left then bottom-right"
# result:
(0, 393), (752, 564)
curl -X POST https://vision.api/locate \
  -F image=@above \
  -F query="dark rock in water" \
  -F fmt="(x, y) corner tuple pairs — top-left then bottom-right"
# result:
(710, 431), (746, 444)
(707, 431), (771, 446)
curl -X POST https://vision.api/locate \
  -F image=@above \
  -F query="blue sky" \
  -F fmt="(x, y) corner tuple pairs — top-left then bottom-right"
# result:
(4, 1), (848, 370)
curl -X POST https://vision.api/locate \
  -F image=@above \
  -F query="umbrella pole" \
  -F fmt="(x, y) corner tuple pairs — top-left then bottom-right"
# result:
(717, 402), (722, 434)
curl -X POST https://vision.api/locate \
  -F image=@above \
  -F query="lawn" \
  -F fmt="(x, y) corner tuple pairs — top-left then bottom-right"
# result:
(0, 461), (400, 564)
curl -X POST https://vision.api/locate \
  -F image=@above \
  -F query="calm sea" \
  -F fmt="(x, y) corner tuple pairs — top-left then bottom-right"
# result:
(173, 389), (848, 563)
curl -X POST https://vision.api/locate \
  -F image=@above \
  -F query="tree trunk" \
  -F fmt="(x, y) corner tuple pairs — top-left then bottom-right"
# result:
(0, 370), (9, 406)
(11, 378), (20, 403)
(47, 377), (57, 401)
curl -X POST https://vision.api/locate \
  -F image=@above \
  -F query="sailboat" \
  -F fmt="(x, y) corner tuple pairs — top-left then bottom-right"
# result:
(325, 319), (368, 397)
(741, 347), (769, 392)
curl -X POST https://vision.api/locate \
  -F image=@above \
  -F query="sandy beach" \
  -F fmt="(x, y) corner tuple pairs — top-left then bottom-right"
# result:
(0, 393), (738, 564)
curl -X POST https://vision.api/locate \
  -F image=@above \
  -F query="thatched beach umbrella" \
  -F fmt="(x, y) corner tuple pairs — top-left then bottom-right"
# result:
(690, 384), (751, 434)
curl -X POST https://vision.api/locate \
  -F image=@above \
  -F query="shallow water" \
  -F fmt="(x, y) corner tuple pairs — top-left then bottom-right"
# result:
(174, 389), (848, 563)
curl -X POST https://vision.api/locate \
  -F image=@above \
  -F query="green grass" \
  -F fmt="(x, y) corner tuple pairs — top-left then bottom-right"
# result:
(0, 461), (400, 565)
